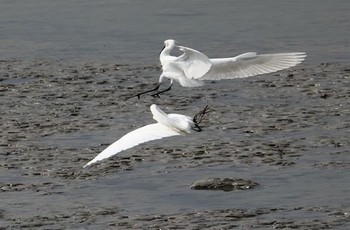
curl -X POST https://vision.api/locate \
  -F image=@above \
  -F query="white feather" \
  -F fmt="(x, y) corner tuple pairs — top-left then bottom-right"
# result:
(159, 40), (212, 87)
(84, 104), (195, 167)
(128, 39), (306, 98)
(159, 39), (306, 86)
(176, 46), (212, 79)
(200, 52), (307, 80)
(83, 123), (180, 167)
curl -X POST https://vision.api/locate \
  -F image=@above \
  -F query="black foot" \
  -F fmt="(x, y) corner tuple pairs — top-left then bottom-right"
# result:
(125, 83), (161, 101)
(150, 84), (172, 98)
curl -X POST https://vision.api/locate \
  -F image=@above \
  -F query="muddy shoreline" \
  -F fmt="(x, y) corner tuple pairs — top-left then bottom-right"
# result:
(1, 60), (349, 229)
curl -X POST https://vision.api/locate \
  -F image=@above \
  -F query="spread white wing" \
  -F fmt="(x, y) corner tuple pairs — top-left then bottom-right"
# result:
(176, 45), (212, 79)
(200, 52), (306, 80)
(84, 123), (181, 167)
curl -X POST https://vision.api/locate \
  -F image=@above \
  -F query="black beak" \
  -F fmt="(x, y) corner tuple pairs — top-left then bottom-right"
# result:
(159, 45), (165, 55)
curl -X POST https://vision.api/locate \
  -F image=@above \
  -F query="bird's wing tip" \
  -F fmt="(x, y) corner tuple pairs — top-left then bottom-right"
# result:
(83, 161), (93, 168)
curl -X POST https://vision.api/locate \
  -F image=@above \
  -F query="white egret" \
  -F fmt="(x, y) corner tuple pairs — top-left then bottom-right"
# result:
(126, 39), (306, 99)
(83, 104), (210, 167)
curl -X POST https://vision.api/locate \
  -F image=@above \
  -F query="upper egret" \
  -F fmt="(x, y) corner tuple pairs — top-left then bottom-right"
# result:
(83, 104), (210, 167)
(126, 39), (306, 99)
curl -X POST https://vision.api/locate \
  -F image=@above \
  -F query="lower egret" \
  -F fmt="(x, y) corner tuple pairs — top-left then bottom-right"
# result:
(126, 39), (306, 99)
(83, 104), (210, 167)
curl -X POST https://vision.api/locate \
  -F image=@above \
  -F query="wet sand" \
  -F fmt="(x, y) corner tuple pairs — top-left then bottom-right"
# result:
(1, 60), (350, 229)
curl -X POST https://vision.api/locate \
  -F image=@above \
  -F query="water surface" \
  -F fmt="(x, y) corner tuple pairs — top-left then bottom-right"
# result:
(0, 0), (349, 62)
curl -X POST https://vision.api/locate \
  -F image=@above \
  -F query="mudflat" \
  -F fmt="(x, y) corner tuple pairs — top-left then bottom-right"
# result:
(1, 60), (349, 229)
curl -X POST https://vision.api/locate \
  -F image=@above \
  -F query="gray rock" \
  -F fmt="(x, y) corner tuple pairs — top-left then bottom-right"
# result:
(190, 178), (259, 191)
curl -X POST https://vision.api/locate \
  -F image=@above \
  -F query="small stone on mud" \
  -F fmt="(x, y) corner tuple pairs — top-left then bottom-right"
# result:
(190, 178), (259, 192)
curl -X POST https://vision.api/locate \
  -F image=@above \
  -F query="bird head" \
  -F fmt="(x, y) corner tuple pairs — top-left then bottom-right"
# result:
(160, 39), (177, 56)
(164, 39), (177, 47)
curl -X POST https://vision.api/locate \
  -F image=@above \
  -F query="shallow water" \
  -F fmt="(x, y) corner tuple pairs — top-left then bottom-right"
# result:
(0, 0), (349, 62)
(76, 163), (350, 214)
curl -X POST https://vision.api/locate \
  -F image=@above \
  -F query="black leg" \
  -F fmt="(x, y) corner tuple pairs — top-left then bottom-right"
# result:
(150, 83), (173, 98)
(125, 83), (161, 101)
(192, 105), (211, 132)
(193, 105), (210, 124)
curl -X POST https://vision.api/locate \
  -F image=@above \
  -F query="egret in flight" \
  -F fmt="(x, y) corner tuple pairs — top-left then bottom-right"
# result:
(83, 104), (210, 167)
(126, 39), (306, 99)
